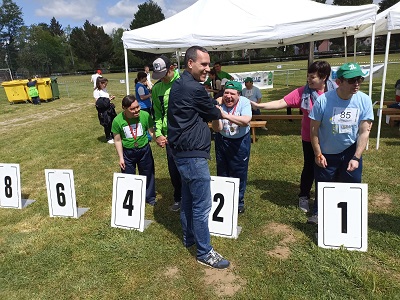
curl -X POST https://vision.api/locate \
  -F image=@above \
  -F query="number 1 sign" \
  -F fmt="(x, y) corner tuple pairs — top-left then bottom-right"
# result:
(318, 182), (368, 252)
(209, 176), (240, 239)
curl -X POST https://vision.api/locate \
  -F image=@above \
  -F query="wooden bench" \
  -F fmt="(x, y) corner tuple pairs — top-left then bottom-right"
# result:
(378, 108), (400, 116)
(385, 115), (400, 127)
(208, 120), (267, 143)
(252, 114), (303, 121)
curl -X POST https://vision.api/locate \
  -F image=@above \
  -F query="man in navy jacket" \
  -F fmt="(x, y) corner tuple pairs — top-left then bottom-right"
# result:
(168, 46), (229, 269)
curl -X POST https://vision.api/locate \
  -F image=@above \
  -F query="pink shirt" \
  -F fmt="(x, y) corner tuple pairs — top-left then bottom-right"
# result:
(284, 86), (324, 142)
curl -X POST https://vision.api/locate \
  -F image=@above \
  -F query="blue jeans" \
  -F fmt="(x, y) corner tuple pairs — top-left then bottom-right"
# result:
(215, 132), (251, 208)
(173, 156), (212, 259)
(313, 143), (362, 215)
(166, 144), (182, 202)
(122, 144), (156, 205)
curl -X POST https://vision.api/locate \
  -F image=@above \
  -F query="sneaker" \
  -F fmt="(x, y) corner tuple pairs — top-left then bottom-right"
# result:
(307, 214), (318, 225)
(261, 126), (268, 131)
(298, 196), (310, 213)
(169, 201), (181, 212)
(197, 249), (230, 269)
(238, 207), (245, 214)
(147, 200), (157, 206)
(107, 139), (114, 144)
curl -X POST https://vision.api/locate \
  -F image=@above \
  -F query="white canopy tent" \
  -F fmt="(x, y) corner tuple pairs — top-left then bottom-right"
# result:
(122, 0), (378, 93)
(355, 2), (400, 150)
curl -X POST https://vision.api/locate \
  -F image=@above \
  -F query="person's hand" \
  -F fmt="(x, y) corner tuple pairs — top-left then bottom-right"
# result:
(119, 158), (126, 170)
(110, 95), (115, 100)
(315, 154), (327, 168)
(347, 159), (359, 172)
(250, 101), (259, 109)
(156, 135), (167, 148)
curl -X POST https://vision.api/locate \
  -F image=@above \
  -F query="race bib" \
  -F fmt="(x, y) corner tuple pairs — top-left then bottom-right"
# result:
(222, 120), (239, 136)
(123, 123), (143, 138)
(332, 107), (359, 125)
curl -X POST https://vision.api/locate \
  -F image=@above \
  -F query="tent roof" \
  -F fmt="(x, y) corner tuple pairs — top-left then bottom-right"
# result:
(122, 0), (378, 53)
(356, 2), (400, 38)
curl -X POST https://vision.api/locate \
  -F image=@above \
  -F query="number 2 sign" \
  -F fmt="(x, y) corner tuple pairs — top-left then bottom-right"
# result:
(318, 182), (368, 252)
(45, 169), (81, 218)
(209, 176), (240, 239)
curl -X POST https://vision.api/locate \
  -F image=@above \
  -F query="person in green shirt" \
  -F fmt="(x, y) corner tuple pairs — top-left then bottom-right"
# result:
(204, 61), (233, 86)
(152, 55), (182, 211)
(112, 95), (156, 206)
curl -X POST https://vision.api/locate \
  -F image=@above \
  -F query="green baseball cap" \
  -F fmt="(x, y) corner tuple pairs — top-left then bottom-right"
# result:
(224, 80), (242, 92)
(336, 63), (366, 79)
(244, 77), (253, 83)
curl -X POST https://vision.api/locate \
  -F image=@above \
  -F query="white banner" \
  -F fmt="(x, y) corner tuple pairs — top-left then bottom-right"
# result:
(331, 64), (384, 82)
(230, 71), (274, 89)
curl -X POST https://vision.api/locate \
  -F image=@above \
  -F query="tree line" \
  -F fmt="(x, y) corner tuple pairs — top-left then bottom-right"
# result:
(0, 0), (398, 77)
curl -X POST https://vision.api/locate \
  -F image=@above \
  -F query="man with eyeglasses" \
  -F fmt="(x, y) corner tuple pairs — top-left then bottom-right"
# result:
(307, 62), (374, 225)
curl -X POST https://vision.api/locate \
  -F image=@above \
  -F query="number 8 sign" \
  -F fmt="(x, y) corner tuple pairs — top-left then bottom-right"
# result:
(318, 182), (368, 252)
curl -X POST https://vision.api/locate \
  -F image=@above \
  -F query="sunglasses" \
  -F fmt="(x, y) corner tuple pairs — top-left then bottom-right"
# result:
(344, 77), (364, 84)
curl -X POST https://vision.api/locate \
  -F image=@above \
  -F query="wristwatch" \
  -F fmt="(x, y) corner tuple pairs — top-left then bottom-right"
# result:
(351, 156), (360, 162)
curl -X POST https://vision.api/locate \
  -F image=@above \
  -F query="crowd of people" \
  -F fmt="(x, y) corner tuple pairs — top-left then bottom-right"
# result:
(89, 47), (374, 270)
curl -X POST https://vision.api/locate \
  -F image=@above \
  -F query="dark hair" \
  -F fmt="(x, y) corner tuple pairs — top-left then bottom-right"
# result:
(184, 46), (208, 67)
(95, 77), (108, 90)
(135, 71), (147, 84)
(214, 61), (222, 66)
(208, 68), (216, 75)
(308, 61), (331, 81)
(122, 94), (137, 108)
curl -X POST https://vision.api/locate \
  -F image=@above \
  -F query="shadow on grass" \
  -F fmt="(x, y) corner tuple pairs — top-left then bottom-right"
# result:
(248, 179), (301, 208)
(384, 140), (400, 146)
(153, 177), (182, 242)
(369, 213), (400, 236)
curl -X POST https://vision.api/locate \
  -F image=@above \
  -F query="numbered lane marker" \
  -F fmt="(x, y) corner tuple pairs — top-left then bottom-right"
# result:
(111, 173), (151, 231)
(0, 163), (35, 209)
(318, 182), (368, 252)
(209, 176), (241, 239)
(45, 169), (89, 218)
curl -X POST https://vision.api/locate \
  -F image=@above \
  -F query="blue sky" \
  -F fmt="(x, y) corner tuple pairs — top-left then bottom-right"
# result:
(15, 0), (382, 35)
(15, 0), (197, 34)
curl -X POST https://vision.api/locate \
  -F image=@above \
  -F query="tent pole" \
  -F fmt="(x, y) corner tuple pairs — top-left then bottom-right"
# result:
(124, 48), (130, 95)
(344, 33), (348, 62)
(308, 41), (314, 67)
(376, 30), (391, 150)
(369, 24), (376, 98)
(354, 37), (357, 62)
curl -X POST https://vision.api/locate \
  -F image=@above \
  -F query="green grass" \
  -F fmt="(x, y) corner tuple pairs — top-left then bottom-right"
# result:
(0, 55), (399, 299)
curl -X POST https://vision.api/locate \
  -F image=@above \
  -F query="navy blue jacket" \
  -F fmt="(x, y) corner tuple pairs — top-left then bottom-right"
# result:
(168, 70), (222, 159)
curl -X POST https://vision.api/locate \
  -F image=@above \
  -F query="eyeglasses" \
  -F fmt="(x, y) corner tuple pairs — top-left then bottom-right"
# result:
(344, 77), (364, 84)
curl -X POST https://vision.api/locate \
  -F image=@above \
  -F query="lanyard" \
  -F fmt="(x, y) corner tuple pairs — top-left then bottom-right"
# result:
(227, 100), (239, 126)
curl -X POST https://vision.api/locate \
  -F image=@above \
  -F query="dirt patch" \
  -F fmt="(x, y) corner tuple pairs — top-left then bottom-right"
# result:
(203, 265), (245, 297)
(370, 193), (393, 211)
(164, 266), (179, 279)
(264, 222), (297, 260)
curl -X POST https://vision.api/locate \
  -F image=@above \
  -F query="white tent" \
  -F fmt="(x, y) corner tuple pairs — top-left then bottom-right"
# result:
(121, 0), (378, 93)
(356, 2), (400, 150)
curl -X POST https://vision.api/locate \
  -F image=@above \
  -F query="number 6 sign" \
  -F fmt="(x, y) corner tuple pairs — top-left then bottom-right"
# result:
(45, 169), (88, 218)
(209, 176), (240, 239)
(318, 182), (368, 252)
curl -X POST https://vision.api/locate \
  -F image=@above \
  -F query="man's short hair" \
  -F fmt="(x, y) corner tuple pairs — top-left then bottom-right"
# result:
(184, 46), (208, 66)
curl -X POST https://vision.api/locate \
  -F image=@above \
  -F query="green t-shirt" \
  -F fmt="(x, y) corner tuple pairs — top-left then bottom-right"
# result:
(204, 70), (232, 85)
(152, 70), (180, 137)
(111, 110), (154, 149)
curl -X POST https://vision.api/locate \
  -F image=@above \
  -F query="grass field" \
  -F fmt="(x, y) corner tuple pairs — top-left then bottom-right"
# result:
(0, 55), (399, 299)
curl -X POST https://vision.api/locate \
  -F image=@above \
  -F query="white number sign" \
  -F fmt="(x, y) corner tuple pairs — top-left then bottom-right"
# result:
(0, 163), (35, 209)
(111, 173), (149, 231)
(209, 176), (240, 239)
(318, 182), (368, 252)
(45, 169), (88, 218)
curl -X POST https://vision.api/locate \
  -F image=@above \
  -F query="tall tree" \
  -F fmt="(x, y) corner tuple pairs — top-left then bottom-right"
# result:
(70, 20), (114, 69)
(129, 0), (165, 64)
(49, 17), (64, 36)
(0, 0), (24, 71)
(130, 0), (165, 30)
(313, 0), (326, 3)
(333, 0), (372, 5)
(379, 0), (399, 13)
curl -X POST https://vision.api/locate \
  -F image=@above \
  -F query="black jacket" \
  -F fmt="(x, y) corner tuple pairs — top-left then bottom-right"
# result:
(167, 70), (222, 159)
(95, 97), (116, 127)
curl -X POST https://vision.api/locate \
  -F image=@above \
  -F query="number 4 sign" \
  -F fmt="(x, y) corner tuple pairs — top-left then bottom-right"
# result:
(0, 163), (35, 209)
(318, 182), (368, 252)
(209, 176), (241, 239)
(111, 173), (151, 231)
(45, 169), (89, 218)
